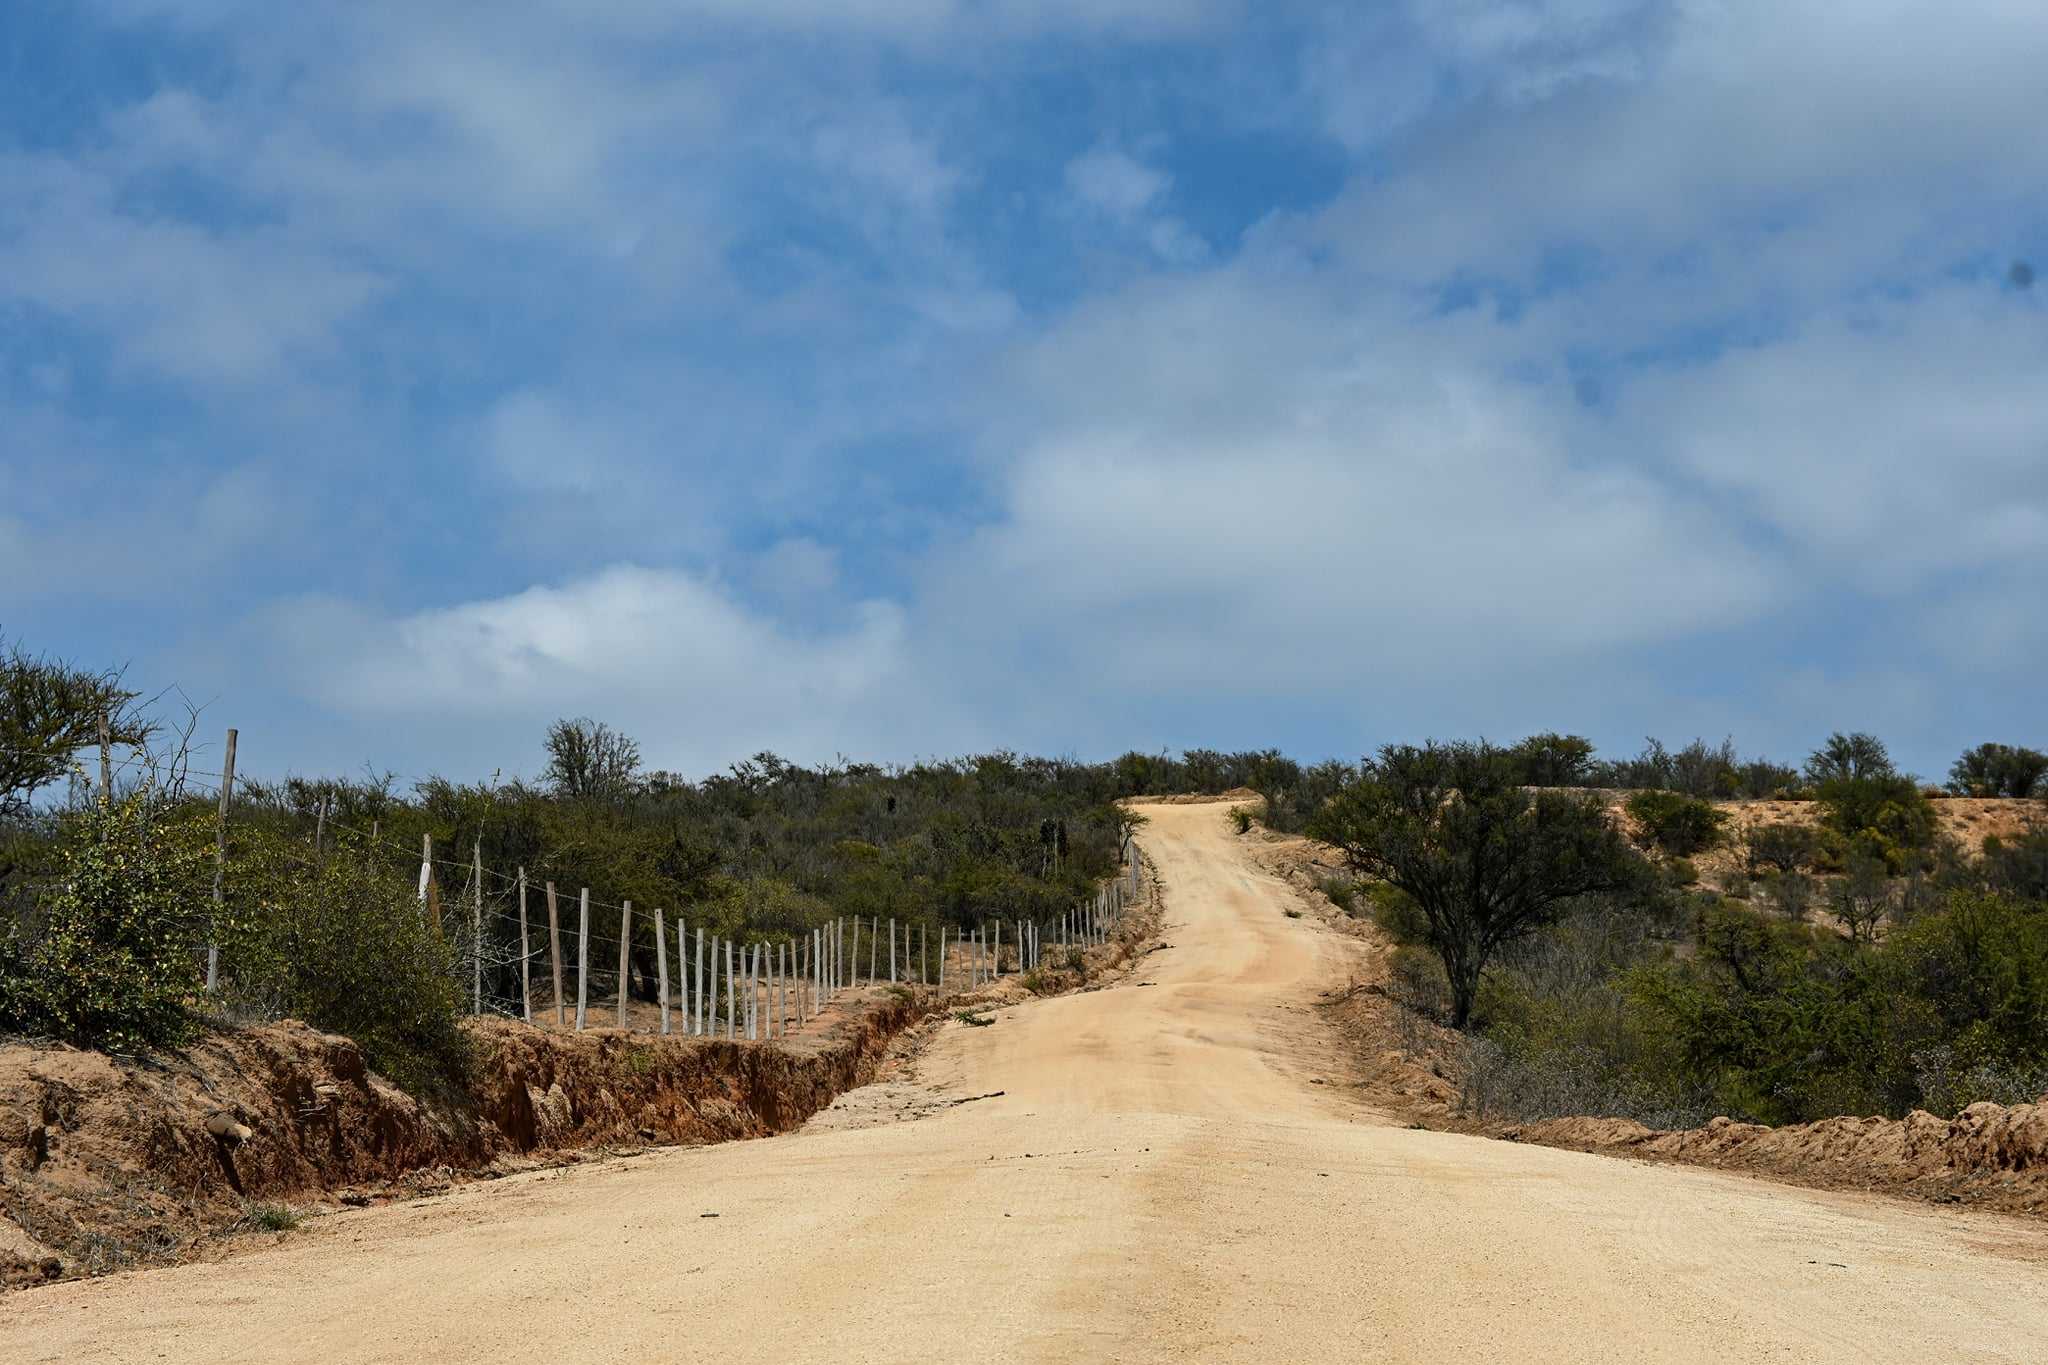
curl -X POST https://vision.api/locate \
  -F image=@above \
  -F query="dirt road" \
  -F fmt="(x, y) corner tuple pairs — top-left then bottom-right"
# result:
(7, 801), (2045, 1362)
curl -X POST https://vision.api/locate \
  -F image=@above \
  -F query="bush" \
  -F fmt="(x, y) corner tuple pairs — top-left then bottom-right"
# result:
(1228, 806), (1254, 835)
(222, 835), (469, 1094)
(1315, 873), (1359, 915)
(1983, 829), (2048, 900)
(1624, 790), (1728, 856)
(1745, 821), (1819, 874)
(0, 795), (211, 1052)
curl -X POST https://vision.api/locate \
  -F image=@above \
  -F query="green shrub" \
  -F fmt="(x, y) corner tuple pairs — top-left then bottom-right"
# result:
(242, 1202), (302, 1233)
(1665, 857), (1700, 887)
(222, 835), (469, 1094)
(1228, 806), (1254, 835)
(1363, 882), (1430, 944)
(1983, 829), (2048, 900)
(1745, 821), (1819, 874)
(0, 795), (211, 1052)
(1624, 790), (1728, 857)
(1315, 873), (1359, 914)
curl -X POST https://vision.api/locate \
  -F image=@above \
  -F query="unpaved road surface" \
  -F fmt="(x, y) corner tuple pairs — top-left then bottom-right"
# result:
(7, 801), (2045, 1362)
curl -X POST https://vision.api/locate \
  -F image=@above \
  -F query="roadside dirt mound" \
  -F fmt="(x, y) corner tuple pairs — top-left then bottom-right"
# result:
(1503, 1102), (2048, 1214)
(0, 992), (927, 1286)
(1127, 789), (1262, 806)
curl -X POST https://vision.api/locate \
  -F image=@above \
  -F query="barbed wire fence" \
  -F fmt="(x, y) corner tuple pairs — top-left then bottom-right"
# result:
(4, 727), (1145, 1045)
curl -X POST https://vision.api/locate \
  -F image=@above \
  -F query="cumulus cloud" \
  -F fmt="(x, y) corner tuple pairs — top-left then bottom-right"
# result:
(263, 566), (954, 775)
(14, 0), (2048, 782)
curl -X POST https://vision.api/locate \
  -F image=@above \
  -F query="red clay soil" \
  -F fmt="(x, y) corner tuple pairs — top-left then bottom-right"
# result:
(0, 990), (929, 1287)
(1496, 1105), (2048, 1215)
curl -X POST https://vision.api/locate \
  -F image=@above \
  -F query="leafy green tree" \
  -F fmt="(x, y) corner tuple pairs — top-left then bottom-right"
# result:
(1309, 741), (1647, 1028)
(1948, 743), (2048, 798)
(0, 632), (154, 814)
(1, 793), (210, 1050)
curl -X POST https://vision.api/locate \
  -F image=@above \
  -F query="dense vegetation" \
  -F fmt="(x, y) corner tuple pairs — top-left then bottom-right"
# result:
(1331, 735), (2048, 1127)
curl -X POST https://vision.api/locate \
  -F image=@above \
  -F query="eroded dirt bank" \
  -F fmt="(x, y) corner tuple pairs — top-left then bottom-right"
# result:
(0, 992), (928, 1285)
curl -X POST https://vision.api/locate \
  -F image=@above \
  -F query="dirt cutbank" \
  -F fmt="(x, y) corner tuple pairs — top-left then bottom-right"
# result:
(1493, 1103), (2048, 1215)
(0, 991), (929, 1286)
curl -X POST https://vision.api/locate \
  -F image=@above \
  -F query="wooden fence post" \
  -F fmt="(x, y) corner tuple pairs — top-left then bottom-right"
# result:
(938, 926), (947, 989)
(709, 935), (721, 1036)
(616, 900), (633, 1028)
(655, 907), (670, 1036)
(471, 841), (484, 1016)
(869, 916), (879, 982)
(206, 727), (237, 991)
(889, 918), (897, 983)
(547, 881), (564, 1026)
(920, 923), (928, 985)
(725, 938), (736, 1040)
(576, 888), (590, 1030)
(695, 925), (706, 1036)
(518, 868), (532, 1024)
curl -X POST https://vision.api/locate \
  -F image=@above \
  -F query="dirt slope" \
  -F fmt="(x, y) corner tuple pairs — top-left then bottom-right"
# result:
(6, 801), (2048, 1363)
(0, 995), (935, 1284)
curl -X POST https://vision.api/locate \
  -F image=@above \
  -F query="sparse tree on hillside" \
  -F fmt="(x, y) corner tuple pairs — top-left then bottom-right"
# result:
(1309, 741), (1647, 1029)
(0, 632), (154, 815)
(1947, 743), (2048, 799)
(1805, 732), (1895, 785)
(542, 718), (642, 802)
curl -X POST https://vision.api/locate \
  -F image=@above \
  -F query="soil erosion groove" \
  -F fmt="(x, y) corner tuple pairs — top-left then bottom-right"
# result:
(5, 801), (2046, 1363)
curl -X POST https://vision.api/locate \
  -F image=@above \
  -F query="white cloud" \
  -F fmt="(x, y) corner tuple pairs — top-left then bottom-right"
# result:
(1613, 287), (2048, 588)
(1065, 147), (1171, 221)
(1063, 145), (1209, 266)
(262, 566), (951, 774)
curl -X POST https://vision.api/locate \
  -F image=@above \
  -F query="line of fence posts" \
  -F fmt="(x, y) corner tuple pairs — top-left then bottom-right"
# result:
(204, 757), (1138, 1039)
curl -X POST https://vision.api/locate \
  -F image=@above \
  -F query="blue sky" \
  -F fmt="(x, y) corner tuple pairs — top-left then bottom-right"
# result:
(4, 0), (2045, 786)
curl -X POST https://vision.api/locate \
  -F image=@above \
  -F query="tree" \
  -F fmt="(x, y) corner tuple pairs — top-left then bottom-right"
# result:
(0, 632), (153, 815)
(1805, 732), (1894, 785)
(1308, 741), (1648, 1028)
(1948, 743), (2048, 799)
(1508, 733), (1597, 787)
(1745, 821), (1819, 875)
(542, 718), (642, 802)
(1803, 732), (1934, 871)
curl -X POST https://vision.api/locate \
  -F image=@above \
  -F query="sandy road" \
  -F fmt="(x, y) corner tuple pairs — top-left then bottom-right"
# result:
(6, 800), (2046, 1363)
